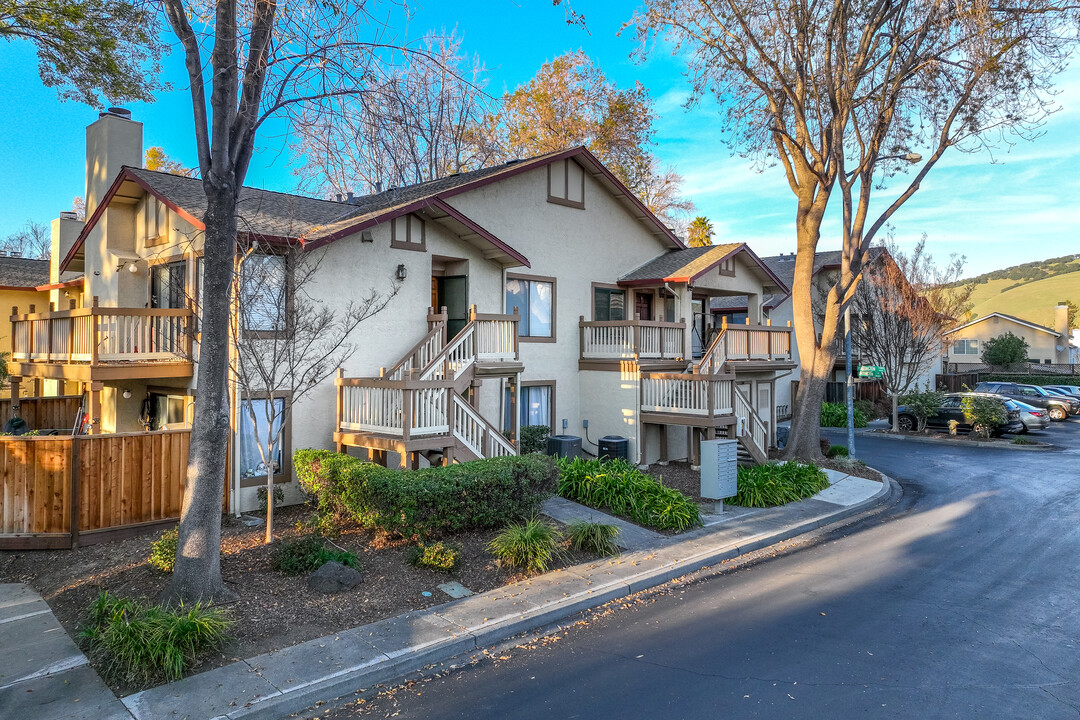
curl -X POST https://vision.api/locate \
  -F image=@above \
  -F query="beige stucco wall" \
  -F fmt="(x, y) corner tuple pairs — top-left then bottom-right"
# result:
(947, 317), (1062, 366)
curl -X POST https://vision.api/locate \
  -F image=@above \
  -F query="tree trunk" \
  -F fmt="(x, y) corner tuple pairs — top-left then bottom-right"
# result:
(162, 175), (239, 605)
(891, 394), (899, 432)
(264, 464), (274, 545)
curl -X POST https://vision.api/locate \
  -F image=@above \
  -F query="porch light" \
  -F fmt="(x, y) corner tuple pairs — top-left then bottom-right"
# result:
(396, 264), (408, 280)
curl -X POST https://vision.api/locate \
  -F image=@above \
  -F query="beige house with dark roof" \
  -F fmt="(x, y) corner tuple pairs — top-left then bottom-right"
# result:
(13, 110), (796, 512)
(944, 308), (1073, 369)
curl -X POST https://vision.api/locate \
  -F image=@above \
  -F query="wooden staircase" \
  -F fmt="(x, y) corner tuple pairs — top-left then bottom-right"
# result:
(334, 307), (521, 467)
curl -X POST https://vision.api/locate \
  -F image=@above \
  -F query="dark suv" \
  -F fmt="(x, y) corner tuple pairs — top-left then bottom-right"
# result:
(974, 382), (1079, 421)
(896, 392), (1024, 435)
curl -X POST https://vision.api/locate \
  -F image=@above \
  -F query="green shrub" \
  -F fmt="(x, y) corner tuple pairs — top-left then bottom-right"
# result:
(272, 535), (360, 575)
(488, 518), (561, 574)
(556, 457), (702, 532)
(520, 425), (551, 454)
(79, 591), (231, 686)
(898, 390), (945, 431)
(256, 486), (285, 515)
(820, 402), (867, 428)
(854, 399), (878, 421)
(981, 331), (1029, 366)
(826, 444), (849, 458)
(728, 462), (830, 508)
(294, 450), (557, 539)
(148, 528), (178, 573)
(407, 541), (461, 572)
(565, 520), (620, 556)
(1012, 436), (1035, 445)
(960, 395), (1007, 439)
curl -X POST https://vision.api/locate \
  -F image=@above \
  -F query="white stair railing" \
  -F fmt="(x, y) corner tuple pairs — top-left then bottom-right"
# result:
(733, 389), (769, 457)
(452, 394), (515, 459)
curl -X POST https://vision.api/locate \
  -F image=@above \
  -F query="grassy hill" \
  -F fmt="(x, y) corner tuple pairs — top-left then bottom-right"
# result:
(958, 255), (1080, 328)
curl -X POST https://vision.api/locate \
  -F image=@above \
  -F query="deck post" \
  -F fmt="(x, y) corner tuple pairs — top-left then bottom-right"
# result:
(579, 315), (585, 362)
(334, 368), (344, 453)
(658, 424), (668, 465)
(88, 381), (103, 435)
(509, 374), (518, 450)
(27, 304), (35, 363)
(9, 376), (20, 404)
(633, 313), (641, 357)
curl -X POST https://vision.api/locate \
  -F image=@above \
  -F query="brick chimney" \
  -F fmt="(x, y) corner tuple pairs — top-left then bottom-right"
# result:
(85, 108), (142, 218)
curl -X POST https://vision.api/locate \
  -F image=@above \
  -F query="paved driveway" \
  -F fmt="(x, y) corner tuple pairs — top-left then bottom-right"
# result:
(312, 417), (1080, 719)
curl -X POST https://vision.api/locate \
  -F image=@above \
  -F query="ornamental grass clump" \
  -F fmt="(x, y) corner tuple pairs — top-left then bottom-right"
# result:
(565, 519), (620, 556)
(488, 518), (562, 574)
(728, 462), (830, 508)
(79, 591), (231, 687)
(148, 527), (178, 573)
(556, 457), (701, 532)
(407, 541), (461, 572)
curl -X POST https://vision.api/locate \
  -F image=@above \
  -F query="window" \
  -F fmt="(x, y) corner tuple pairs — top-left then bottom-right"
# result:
(241, 254), (288, 333)
(504, 383), (554, 432)
(239, 397), (286, 480)
(593, 287), (626, 322)
(150, 259), (186, 309)
(718, 257), (735, 276)
(390, 214), (426, 251)
(662, 293), (676, 323)
(951, 339), (978, 355)
(144, 197), (169, 246)
(506, 275), (554, 340)
(143, 392), (187, 431)
(547, 159), (585, 208)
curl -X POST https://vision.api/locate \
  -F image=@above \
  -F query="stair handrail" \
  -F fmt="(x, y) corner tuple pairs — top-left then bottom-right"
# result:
(733, 388), (769, 460)
(452, 393), (516, 458)
(420, 322), (476, 381)
(384, 308), (448, 381)
(696, 325), (728, 374)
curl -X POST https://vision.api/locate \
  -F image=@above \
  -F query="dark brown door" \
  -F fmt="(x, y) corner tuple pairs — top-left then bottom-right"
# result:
(634, 293), (653, 321)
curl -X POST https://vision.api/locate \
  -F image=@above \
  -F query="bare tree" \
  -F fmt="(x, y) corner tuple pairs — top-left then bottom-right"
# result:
(1, 220), (51, 259)
(632, 0), (1079, 460)
(232, 234), (398, 545)
(290, 30), (497, 196)
(849, 237), (975, 429)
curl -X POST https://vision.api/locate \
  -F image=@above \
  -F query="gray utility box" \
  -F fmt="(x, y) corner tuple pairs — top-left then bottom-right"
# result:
(547, 435), (582, 459)
(700, 439), (738, 500)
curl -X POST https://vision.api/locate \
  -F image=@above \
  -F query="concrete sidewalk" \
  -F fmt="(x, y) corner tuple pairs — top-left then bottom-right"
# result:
(9, 468), (894, 720)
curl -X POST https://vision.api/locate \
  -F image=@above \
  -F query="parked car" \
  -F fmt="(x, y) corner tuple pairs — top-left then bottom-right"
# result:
(1012, 400), (1050, 433)
(895, 393), (1024, 436)
(973, 382), (1079, 420)
(1044, 385), (1080, 399)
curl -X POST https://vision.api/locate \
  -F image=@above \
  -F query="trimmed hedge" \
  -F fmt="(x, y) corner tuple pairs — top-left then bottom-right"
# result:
(294, 450), (557, 538)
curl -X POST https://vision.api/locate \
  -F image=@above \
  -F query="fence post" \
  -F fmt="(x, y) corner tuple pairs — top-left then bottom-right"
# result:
(70, 436), (81, 548)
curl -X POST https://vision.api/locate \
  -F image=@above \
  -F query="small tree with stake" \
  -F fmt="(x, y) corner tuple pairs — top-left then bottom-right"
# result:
(232, 228), (399, 545)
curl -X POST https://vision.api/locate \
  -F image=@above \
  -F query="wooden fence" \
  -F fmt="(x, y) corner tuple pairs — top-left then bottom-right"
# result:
(0, 429), (204, 549)
(0, 395), (84, 432)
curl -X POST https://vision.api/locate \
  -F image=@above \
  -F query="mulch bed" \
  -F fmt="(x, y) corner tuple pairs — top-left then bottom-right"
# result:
(649, 457), (882, 503)
(864, 428), (1050, 447)
(0, 505), (593, 695)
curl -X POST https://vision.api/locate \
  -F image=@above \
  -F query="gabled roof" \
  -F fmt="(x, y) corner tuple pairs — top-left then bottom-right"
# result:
(62, 146), (683, 272)
(618, 243), (789, 293)
(761, 247), (889, 290)
(943, 312), (1062, 337)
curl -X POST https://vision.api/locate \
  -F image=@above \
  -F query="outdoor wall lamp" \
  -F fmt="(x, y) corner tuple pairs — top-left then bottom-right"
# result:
(118, 260), (141, 273)
(396, 264), (408, 281)
(123, 389), (132, 399)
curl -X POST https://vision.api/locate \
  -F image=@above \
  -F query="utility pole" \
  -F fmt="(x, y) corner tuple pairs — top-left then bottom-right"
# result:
(845, 306), (856, 457)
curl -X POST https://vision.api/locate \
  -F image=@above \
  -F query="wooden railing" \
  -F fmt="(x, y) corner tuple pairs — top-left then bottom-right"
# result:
(698, 322), (793, 373)
(733, 389), (769, 461)
(418, 309), (519, 381)
(452, 394), (515, 459)
(11, 303), (193, 366)
(580, 316), (686, 360)
(337, 377), (450, 439)
(640, 372), (734, 416)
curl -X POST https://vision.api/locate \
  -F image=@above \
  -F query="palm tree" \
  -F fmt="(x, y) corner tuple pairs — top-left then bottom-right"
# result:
(687, 216), (714, 247)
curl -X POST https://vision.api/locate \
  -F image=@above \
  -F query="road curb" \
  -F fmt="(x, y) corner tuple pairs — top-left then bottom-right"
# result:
(852, 430), (1058, 451)
(124, 473), (897, 720)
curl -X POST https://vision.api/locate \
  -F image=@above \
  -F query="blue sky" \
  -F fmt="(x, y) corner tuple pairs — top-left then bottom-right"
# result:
(1, 0), (1077, 277)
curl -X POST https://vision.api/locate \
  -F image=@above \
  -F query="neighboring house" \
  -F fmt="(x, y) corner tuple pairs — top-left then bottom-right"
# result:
(11, 109), (794, 512)
(762, 248), (940, 418)
(944, 306), (1074, 369)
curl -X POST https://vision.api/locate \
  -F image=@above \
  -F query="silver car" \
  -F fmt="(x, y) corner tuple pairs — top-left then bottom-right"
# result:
(1013, 400), (1050, 433)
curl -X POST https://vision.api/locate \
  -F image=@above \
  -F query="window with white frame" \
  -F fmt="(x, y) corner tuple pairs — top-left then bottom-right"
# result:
(951, 339), (979, 355)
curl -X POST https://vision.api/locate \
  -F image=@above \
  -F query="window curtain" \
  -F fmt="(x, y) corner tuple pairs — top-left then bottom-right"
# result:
(239, 398), (284, 477)
(521, 386), (552, 428)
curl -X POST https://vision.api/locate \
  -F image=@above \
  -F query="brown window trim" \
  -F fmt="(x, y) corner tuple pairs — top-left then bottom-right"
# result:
(517, 380), (557, 434)
(546, 161), (585, 209)
(591, 281), (626, 322)
(240, 250), (293, 339)
(390, 213), (427, 251)
(507, 272), (556, 343)
(238, 390), (292, 487)
(718, 258), (736, 277)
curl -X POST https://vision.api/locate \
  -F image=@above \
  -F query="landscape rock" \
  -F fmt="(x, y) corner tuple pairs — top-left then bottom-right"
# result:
(308, 561), (362, 593)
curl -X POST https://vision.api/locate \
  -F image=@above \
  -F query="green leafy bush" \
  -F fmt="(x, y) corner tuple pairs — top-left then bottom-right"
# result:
(556, 457), (701, 532)
(294, 450), (557, 539)
(272, 535), (359, 575)
(981, 331), (1029, 366)
(79, 591), (231, 686)
(898, 390), (945, 431)
(854, 399), (878, 421)
(728, 462), (830, 508)
(488, 518), (561, 574)
(826, 444), (849, 458)
(960, 395), (1007, 439)
(407, 541), (461, 572)
(1012, 436), (1035, 445)
(565, 520), (620, 556)
(520, 425), (551, 454)
(148, 527), (178, 573)
(820, 402), (867, 428)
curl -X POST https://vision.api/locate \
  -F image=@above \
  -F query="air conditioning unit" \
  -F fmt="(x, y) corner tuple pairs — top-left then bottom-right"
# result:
(546, 434), (581, 459)
(598, 435), (629, 461)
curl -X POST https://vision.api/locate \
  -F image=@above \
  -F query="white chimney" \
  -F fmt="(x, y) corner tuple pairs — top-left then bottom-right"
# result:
(51, 214), (85, 285)
(85, 108), (142, 219)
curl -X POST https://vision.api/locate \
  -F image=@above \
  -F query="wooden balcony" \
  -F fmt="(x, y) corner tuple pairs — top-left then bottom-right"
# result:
(639, 372), (735, 427)
(8, 304), (194, 382)
(697, 323), (795, 374)
(579, 316), (686, 369)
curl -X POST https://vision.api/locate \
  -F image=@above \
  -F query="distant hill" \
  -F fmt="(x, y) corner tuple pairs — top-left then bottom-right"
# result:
(958, 254), (1080, 328)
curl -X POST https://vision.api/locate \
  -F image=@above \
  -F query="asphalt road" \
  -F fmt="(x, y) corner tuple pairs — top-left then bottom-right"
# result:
(310, 419), (1080, 720)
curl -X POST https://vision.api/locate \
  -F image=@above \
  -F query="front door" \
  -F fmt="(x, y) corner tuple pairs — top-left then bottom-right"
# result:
(634, 292), (653, 321)
(691, 297), (707, 358)
(435, 275), (468, 338)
